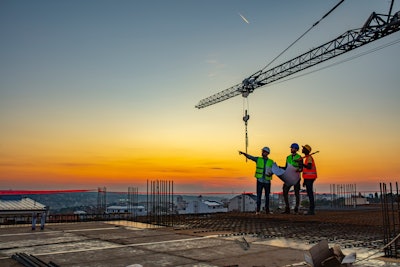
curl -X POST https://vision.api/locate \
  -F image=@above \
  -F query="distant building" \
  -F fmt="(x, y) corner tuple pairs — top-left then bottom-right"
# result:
(345, 196), (369, 206)
(317, 193), (332, 201)
(0, 195), (47, 215)
(176, 195), (187, 211)
(0, 195), (47, 224)
(106, 205), (147, 216)
(276, 190), (309, 209)
(73, 210), (87, 215)
(177, 196), (227, 214)
(228, 193), (257, 212)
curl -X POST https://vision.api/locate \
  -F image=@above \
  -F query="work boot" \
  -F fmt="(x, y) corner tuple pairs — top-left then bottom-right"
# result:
(294, 207), (299, 214)
(265, 208), (270, 214)
(281, 207), (290, 214)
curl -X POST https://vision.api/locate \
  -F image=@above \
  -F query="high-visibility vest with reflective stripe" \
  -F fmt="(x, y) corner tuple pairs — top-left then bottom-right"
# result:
(255, 157), (273, 180)
(303, 155), (317, 179)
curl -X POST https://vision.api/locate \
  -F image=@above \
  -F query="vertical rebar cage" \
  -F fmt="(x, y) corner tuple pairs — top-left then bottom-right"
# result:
(146, 179), (174, 227)
(381, 182), (400, 258)
(128, 187), (139, 220)
(97, 187), (107, 214)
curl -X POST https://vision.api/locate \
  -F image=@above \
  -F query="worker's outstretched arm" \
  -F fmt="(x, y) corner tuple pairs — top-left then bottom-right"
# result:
(239, 151), (250, 158)
(239, 151), (257, 162)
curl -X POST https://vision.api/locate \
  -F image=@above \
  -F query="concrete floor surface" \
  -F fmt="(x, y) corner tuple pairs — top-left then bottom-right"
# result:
(0, 217), (398, 267)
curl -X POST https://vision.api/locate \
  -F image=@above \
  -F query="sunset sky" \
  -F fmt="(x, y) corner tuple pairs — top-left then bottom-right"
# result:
(1, 0), (399, 195)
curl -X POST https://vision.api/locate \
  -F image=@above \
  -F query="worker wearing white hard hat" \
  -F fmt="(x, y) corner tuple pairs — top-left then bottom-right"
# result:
(239, 147), (275, 214)
(262, 147), (270, 153)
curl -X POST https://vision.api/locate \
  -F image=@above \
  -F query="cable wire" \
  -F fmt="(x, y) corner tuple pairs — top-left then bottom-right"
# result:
(242, 97), (250, 161)
(258, 0), (345, 74)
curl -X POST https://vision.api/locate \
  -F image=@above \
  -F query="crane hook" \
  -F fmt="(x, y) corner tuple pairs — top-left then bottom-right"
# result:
(243, 110), (250, 125)
(243, 109), (250, 162)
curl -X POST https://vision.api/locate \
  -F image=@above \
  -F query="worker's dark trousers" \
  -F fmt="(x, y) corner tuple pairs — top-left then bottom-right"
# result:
(282, 181), (300, 210)
(303, 179), (315, 212)
(256, 180), (271, 212)
(31, 214), (37, 230)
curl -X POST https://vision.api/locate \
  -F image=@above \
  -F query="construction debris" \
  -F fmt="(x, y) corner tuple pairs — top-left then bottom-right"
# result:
(11, 252), (60, 267)
(235, 236), (250, 250)
(304, 240), (356, 267)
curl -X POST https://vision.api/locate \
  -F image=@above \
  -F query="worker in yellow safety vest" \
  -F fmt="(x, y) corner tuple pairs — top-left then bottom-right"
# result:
(281, 143), (303, 214)
(302, 144), (317, 215)
(239, 147), (274, 214)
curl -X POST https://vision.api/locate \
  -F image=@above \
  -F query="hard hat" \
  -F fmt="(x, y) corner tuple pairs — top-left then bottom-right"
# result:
(262, 147), (270, 153)
(302, 144), (312, 152)
(290, 143), (299, 150)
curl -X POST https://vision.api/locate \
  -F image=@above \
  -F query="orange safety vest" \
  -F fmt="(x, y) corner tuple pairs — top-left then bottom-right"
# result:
(303, 155), (317, 179)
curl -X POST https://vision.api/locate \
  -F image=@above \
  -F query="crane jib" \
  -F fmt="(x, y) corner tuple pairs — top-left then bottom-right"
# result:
(195, 11), (400, 109)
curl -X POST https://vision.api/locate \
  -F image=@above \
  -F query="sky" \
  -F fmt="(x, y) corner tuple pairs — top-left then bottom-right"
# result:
(1, 0), (400, 195)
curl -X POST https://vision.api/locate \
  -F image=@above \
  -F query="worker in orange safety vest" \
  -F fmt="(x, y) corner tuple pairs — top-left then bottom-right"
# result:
(302, 144), (317, 215)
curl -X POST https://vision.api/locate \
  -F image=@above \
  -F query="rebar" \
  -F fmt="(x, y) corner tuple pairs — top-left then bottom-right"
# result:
(97, 187), (106, 214)
(128, 187), (139, 220)
(380, 182), (400, 258)
(146, 179), (174, 226)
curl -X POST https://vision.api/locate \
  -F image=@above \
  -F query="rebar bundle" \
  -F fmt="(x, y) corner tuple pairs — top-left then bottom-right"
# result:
(146, 179), (174, 226)
(380, 182), (400, 258)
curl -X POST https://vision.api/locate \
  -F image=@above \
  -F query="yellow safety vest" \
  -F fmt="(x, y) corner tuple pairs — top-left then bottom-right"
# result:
(255, 157), (273, 181)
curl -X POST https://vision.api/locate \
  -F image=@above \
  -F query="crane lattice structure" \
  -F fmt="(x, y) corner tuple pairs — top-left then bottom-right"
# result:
(195, 10), (400, 109)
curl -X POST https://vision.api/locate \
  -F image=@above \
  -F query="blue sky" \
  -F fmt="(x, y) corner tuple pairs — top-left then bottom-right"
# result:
(1, 0), (399, 194)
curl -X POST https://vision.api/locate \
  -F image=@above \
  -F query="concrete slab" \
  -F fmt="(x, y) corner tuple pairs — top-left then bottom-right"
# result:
(0, 221), (398, 267)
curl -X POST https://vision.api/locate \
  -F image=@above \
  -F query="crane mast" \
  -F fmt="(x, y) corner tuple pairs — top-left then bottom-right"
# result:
(195, 11), (400, 109)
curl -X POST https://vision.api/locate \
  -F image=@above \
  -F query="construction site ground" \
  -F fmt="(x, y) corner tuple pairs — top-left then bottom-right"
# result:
(0, 207), (399, 267)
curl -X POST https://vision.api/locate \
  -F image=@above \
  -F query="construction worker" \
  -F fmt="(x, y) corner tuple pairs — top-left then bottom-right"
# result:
(239, 147), (274, 214)
(281, 143), (303, 214)
(31, 212), (37, 230)
(40, 210), (47, 230)
(302, 144), (317, 215)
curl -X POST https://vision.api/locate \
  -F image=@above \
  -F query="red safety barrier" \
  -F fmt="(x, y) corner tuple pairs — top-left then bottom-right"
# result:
(0, 189), (94, 195)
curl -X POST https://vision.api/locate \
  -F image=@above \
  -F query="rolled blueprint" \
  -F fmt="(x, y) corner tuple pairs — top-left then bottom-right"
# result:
(272, 162), (300, 186)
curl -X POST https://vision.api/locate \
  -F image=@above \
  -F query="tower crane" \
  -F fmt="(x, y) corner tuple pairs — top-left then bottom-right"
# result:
(195, 2), (400, 155)
(196, 8), (400, 109)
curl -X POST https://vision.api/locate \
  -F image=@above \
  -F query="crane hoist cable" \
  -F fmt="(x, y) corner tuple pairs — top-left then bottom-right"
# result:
(242, 97), (250, 162)
(238, 1), (345, 159)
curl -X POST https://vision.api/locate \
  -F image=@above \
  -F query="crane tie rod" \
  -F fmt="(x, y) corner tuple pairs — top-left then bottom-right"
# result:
(256, 0), (345, 76)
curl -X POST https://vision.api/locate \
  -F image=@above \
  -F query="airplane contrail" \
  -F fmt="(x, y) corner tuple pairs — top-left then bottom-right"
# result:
(238, 13), (250, 24)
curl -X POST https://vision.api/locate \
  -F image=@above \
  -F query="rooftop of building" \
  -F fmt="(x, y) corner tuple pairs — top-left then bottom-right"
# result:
(1, 207), (400, 267)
